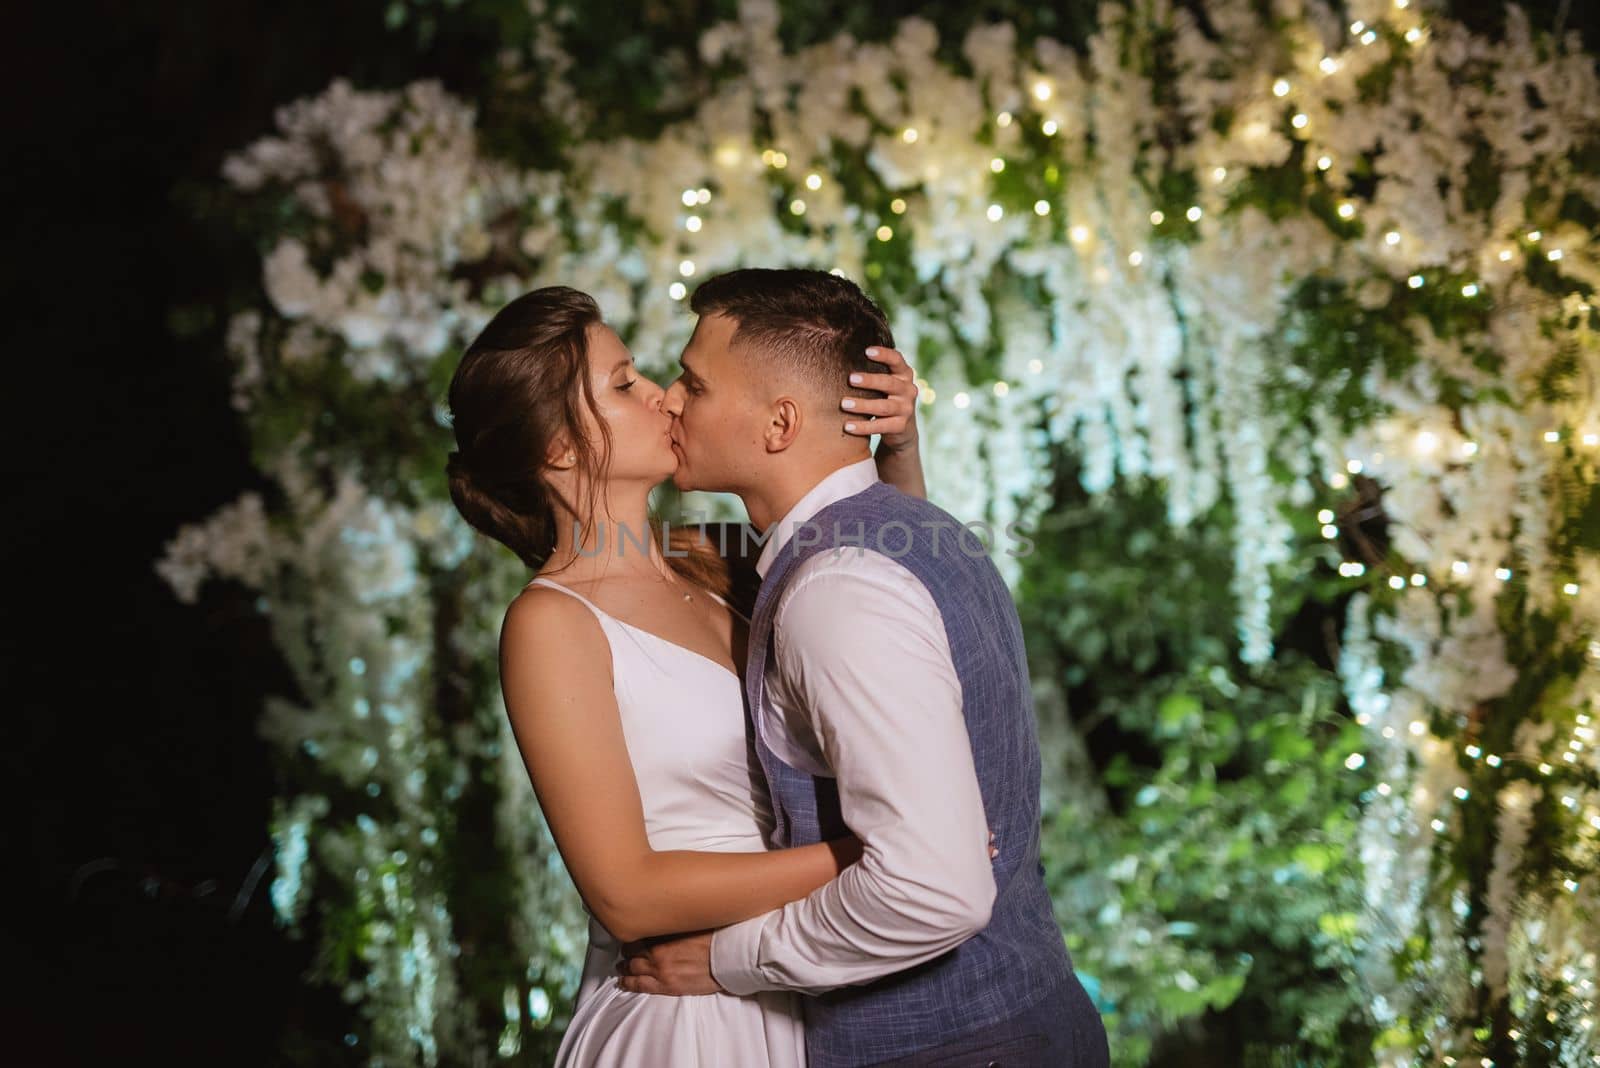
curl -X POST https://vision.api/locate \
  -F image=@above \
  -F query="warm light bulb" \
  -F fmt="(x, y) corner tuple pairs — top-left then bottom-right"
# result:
(986, 204), (1004, 222)
(805, 173), (822, 190)
(1150, 210), (1164, 224)
(1034, 200), (1050, 216)
(1186, 205), (1203, 222)
(685, 215), (702, 233)
(668, 282), (686, 300)
(990, 157), (1005, 173)
(876, 225), (893, 241)
(1273, 79), (1291, 97)
(902, 128), (919, 143)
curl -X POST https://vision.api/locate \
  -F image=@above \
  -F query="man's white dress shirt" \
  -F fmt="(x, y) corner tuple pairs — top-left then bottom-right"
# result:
(709, 457), (996, 996)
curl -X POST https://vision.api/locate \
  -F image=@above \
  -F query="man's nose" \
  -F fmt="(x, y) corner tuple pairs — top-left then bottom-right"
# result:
(661, 379), (684, 417)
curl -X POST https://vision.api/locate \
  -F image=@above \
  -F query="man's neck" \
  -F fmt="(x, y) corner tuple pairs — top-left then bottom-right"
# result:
(742, 450), (871, 532)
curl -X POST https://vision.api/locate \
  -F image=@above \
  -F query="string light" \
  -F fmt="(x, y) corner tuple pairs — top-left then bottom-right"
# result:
(1498, 249), (1513, 261)
(1150, 210), (1164, 224)
(1528, 229), (1542, 242)
(1462, 283), (1479, 297)
(1361, 30), (1378, 44)
(1041, 119), (1059, 136)
(1495, 567), (1512, 581)
(890, 198), (907, 214)
(1347, 458), (1364, 474)
(681, 189), (698, 207)
(993, 381), (1010, 397)
(876, 225), (893, 241)
(953, 391), (971, 409)
(789, 198), (806, 216)
(1273, 78), (1291, 97)
(1351, 20), (1366, 34)
(1385, 230), (1401, 246)
(1034, 200), (1051, 216)
(902, 127), (919, 143)
(1389, 576), (1407, 590)
(1346, 752), (1366, 770)
(1027, 359), (1043, 374)
(986, 204), (1004, 221)
(678, 259), (696, 277)
(1405, 27), (1423, 43)
(1032, 81), (1052, 102)
(1317, 155), (1332, 171)
(1410, 573), (1427, 586)
(1320, 57), (1339, 75)
(1545, 430), (1561, 442)
(1317, 509), (1335, 523)
(1486, 754), (1503, 767)
(696, 187), (711, 204)
(805, 173), (822, 190)
(1128, 251), (1143, 266)
(1564, 582), (1581, 596)
(1322, 524), (1339, 538)
(1408, 274), (1425, 288)
(1337, 201), (1356, 219)
(990, 157), (1005, 173)
(1069, 225), (1090, 244)
(996, 111), (1013, 127)
(668, 282), (686, 300)
(1461, 441), (1478, 456)
(1292, 113), (1309, 129)
(1186, 205), (1203, 222)
(1213, 166), (1228, 182)
(1548, 249), (1565, 261)
(685, 215), (702, 232)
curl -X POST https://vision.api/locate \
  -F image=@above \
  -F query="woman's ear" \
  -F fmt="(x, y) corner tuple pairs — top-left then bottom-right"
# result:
(545, 438), (578, 470)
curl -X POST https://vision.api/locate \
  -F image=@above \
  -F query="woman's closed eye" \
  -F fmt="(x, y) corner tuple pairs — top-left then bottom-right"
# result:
(618, 377), (638, 392)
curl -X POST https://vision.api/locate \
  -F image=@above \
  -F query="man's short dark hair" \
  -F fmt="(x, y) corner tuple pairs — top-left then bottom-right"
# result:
(689, 268), (894, 398)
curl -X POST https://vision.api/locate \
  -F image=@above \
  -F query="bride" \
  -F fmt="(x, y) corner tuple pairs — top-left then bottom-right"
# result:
(444, 285), (935, 1065)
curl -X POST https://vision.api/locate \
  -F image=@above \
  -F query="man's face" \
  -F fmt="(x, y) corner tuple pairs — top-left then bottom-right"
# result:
(663, 313), (764, 494)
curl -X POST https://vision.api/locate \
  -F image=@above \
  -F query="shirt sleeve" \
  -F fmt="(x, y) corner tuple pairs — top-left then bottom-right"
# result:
(709, 549), (997, 995)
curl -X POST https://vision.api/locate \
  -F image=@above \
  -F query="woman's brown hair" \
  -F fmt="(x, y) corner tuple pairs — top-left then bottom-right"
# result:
(445, 286), (728, 595)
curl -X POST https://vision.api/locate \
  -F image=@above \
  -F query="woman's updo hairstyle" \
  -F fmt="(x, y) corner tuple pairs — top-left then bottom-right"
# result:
(445, 286), (609, 571)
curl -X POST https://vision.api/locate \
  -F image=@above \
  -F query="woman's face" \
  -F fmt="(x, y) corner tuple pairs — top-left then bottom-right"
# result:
(573, 323), (676, 485)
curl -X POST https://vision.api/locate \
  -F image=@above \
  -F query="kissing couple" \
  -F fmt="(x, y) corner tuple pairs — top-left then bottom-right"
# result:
(445, 268), (1109, 1067)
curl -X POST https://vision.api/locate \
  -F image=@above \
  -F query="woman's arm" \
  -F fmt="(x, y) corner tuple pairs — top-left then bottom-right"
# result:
(499, 588), (862, 945)
(842, 345), (926, 499)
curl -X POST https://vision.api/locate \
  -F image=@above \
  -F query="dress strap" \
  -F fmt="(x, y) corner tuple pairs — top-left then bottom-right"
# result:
(705, 588), (751, 626)
(523, 576), (609, 622)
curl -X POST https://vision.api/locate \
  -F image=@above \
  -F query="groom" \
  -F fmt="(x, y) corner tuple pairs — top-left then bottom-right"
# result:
(618, 268), (1109, 1067)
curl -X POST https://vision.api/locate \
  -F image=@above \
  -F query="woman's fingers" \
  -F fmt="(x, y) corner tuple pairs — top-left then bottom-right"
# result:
(865, 346), (913, 375)
(840, 396), (910, 418)
(845, 415), (908, 437)
(848, 370), (913, 395)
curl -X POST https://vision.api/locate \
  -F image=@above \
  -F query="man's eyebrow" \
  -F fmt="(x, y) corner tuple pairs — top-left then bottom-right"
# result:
(677, 361), (702, 382)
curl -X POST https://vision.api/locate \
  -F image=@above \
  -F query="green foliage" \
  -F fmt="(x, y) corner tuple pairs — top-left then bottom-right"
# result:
(1020, 456), (1378, 1065)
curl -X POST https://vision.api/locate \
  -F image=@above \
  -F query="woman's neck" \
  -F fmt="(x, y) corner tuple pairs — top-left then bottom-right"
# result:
(541, 486), (671, 583)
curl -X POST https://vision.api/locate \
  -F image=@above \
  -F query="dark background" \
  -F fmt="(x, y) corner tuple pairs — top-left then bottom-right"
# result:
(8, 1), (1596, 1063)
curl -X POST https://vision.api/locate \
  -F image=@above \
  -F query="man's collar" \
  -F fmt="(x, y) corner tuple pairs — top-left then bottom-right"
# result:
(754, 457), (881, 579)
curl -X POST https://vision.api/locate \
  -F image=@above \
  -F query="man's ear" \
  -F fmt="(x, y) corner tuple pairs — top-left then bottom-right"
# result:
(762, 397), (804, 454)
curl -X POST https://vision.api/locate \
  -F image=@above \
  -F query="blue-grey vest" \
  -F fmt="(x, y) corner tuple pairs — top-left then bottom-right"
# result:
(744, 480), (1075, 1068)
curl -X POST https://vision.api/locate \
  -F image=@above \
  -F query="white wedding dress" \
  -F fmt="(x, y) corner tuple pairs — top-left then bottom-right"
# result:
(525, 577), (807, 1068)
